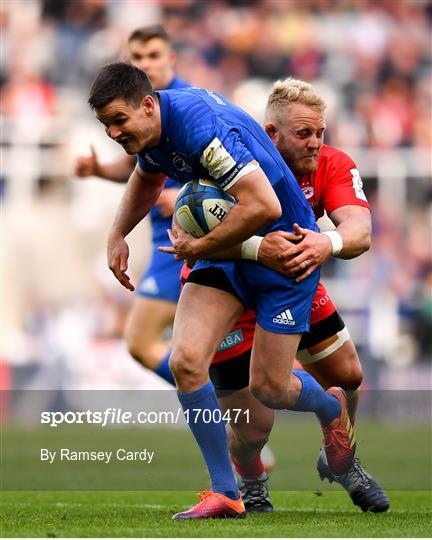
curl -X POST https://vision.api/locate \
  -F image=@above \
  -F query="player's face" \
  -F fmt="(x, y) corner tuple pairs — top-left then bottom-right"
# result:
(128, 37), (175, 90)
(95, 97), (161, 154)
(266, 103), (326, 176)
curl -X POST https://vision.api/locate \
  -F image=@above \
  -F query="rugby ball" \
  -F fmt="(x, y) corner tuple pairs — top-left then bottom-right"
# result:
(175, 179), (236, 237)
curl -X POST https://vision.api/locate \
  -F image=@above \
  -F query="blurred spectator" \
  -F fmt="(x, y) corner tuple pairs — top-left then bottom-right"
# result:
(2, 0), (431, 385)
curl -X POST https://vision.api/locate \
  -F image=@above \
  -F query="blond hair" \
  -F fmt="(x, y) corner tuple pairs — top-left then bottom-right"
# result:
(265, 78), (326, 123)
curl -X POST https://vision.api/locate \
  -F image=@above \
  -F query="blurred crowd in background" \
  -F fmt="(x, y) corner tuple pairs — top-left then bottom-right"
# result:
(2, 0), (431, 394)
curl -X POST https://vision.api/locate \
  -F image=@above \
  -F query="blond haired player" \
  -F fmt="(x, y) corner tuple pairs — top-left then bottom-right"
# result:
(173, 78), (389, 513)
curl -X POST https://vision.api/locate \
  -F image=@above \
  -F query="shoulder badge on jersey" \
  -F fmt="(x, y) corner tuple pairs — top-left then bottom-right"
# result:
(200, 137), (236, 178)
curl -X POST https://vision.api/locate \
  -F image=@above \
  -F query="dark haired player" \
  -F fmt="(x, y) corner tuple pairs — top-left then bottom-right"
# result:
(75, 25), (189, 385)
(88, 62), (357, 519)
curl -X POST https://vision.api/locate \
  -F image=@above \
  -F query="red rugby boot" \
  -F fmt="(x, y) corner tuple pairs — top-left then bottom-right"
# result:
(172, 490), (246, 520)
(322, 387), (356, 475)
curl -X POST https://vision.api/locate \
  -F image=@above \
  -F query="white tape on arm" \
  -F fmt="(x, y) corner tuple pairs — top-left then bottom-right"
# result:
(322, 231), (343, 256)
(241, 236), (263, 261)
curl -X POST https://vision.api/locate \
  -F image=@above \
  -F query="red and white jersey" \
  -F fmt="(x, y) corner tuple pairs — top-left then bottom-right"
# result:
(181, 145), (369, 364)
(297, 144), (370, 220)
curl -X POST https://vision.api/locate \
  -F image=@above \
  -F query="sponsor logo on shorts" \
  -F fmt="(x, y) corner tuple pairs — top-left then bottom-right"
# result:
(217, 329), (244, 352)
(311, 293), (330, 312)
(272, 309), (295, 325)
(139, 277), (159, 295)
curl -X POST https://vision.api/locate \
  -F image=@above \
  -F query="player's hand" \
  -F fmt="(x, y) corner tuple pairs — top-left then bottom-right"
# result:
(74, 145), (100, 178)
(158, 221), (201, 261)
(258, 230), (302, 275)
(107, 233), (135, 291)
(155, 188), (179, 218)
(279, 223), (333, 282)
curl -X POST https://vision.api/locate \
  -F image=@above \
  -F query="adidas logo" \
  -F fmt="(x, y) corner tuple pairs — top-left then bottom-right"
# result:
(139, 277), (159, 295)
(272, 309), (295, 325)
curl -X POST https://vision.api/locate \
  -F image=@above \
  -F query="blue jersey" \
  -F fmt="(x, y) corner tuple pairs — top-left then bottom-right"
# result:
(138, 76), (189, 303)
(149, 76), (190, 245)
(137, 87), (320, 332)
(138, 87), (317, 237)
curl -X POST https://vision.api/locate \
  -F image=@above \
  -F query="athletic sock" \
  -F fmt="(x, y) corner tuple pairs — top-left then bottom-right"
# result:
(177, 381), (239, 500)
(154, 350), (175, 385)
(290, 370), (341, 426)
(232, 451), (265, 479)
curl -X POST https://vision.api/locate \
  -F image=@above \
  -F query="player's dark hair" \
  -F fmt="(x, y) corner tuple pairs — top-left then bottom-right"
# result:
(128, 24), (171, 44)
(88, 62), (155, 110)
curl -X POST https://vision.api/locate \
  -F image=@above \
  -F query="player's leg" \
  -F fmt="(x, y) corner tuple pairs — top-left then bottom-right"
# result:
(250, 324), (356, 475)
(213, 354), (274, 473)
(124, 296), (176, 383)
(170, 281), (247, 519)
(208, 313), (275, 513)
(219, 385), (275, 513)
(297, 312), (363, 421)
(170, 282), (244, 391)
(225, 389), (274, 474)
(297, 312), (389, 512)
(303, 339), (362, 390)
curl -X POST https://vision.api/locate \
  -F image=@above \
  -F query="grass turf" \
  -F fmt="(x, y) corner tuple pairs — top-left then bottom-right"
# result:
(2, 417), (430, 536)
(2, 419), (430, 491)
(1, 490), (431, 537)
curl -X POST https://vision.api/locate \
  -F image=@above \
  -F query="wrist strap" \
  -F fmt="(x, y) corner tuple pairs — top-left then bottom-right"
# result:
(322, 231), (343, 256)
(241, 236), (263, 261)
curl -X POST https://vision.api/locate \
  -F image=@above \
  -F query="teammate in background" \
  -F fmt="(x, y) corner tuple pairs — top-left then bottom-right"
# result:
(74, 25), (190, 385)
(89, 62), (357, 519)
(178, 78), (388, 513)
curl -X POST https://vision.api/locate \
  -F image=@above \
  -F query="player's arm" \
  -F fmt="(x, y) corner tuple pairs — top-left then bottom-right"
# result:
(176, 205), (370, 276)
(107, 165), (167, 290)
(274, 154), (372, 281)
(166, 165), (281, 259)
(273, 205), (371, 282)
(327, 205), (371, 258)
(74, 145), (135, 183)
(161, 218), (243, 261)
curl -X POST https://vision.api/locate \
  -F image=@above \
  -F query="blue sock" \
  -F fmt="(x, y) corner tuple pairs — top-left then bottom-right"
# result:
(177, 381), (238, 500)
(154, 350), (175, 385)
(290, 370), (341, 426)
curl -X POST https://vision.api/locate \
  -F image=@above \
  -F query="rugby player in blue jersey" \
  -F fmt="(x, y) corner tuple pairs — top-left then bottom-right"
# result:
(88, 62), (357, 519)
(75, 26), (189, 385)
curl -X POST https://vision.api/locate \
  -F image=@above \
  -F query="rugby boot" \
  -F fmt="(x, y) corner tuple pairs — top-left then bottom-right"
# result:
(237, 472), (274, 513)
(317, 449), (390, 513)
(172, 490), (246, 520)
(321, 387), (356, 475)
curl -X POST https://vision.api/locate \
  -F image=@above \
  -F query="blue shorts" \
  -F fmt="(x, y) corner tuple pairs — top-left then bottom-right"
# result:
(192, 259), (319, 334)
(137, 249), (183, 303)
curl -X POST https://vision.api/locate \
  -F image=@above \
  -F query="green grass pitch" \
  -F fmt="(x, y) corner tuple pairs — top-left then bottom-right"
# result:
(1, 418), (430, 537)
(1, 490), (431, 537)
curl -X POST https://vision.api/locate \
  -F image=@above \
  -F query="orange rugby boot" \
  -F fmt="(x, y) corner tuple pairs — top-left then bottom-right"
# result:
(322, 387), (356, 475)
(172, 489), (246, 520)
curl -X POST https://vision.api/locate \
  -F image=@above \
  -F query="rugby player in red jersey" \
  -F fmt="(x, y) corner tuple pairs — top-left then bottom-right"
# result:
(172, 78), (389, 514)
